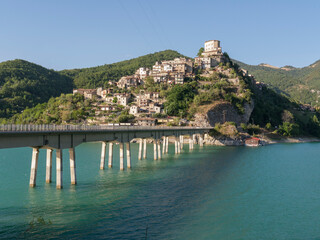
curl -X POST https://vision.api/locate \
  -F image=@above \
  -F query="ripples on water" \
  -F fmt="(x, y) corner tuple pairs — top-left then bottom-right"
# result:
(1, 142), (320, 239)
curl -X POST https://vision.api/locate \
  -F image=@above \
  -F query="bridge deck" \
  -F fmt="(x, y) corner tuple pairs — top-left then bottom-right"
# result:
(0, 124), (212, 149)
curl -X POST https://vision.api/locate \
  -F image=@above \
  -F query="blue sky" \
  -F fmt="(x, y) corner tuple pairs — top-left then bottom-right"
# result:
(0, 0), (319, 70)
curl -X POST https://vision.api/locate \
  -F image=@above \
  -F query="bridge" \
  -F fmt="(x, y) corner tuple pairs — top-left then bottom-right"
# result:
(0, 124), (211, 189)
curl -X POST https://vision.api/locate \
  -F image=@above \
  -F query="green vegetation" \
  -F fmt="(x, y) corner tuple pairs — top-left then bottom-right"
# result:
(164, 81), (198, 117)
(212, 122), (238, 137)
(117, 110), (135, 123)
(2, 50), (320, 138)
(197, 47), (204, 57)
(1, 94), (92, 124)
(60, 50), (188, 89)
(0, 59), (73, 118)
(234, 59), (320, 107)
(277, 122), (300, 136)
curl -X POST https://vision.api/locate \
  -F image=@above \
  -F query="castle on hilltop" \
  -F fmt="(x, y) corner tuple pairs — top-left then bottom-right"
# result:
(195, 40), (226, 70)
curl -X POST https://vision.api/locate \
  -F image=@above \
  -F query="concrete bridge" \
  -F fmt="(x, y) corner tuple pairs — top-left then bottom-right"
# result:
(0, 124), (211, 189)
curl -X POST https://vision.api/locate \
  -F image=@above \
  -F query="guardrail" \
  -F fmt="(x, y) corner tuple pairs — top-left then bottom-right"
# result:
(0, 124), (211, 133)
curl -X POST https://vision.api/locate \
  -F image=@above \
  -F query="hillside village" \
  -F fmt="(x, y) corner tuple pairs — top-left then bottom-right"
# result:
(1, 40), (320, 139)
(72, 40), (254, 126)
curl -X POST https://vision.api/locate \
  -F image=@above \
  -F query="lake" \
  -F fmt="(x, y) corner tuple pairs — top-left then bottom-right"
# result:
(1, 142), (320, 239)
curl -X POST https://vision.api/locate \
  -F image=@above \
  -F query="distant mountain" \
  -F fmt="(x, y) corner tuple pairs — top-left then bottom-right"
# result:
(0, 59), (73, 118)
(233, 59), (320, 106)
(60, 50), (188, 89)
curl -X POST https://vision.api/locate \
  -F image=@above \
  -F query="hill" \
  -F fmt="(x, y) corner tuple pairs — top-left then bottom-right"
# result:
(0, 59), (73, 118)
(233, 59), (320, 107)
(60, 50), (188, 89)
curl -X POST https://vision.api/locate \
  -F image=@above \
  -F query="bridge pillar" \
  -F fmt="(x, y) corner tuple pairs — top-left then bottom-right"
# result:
(46, 149), (53, 183)
(166, 137), (169, 153)
(199, 134), (204, 147)
(29, 148), (39, 187)
(153, 139), (157, 160)
(157, 139), (161, 159)
(138, 139), (143, 160)
(120, 142), (124, 170)
(69, 148), (76, 185)
(162, 137), (166, 154)
(108, 143), (113, 168)
(180, 135), (184, 150)
(189, 136), (193, 150)
(175, 137), (178, 154)
(193, 134), (197, 145)
(100, 142), (107, 170)
(143, 139), (147, 159)
(56, 149), (63, 189)
(126, 142), (131, 169)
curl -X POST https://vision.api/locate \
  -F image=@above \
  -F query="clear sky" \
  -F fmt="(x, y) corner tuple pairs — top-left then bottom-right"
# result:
(0, 0), (319, 70)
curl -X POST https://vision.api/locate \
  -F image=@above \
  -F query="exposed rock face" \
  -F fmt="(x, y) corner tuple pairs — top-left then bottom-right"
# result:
(204, 135), (244, 146)
(194, 100), (254, 127)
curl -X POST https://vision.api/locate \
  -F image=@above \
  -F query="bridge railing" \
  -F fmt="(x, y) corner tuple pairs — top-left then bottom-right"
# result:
(0, 124), (210, 133)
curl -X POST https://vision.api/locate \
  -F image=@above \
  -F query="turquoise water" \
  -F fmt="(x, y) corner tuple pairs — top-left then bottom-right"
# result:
(1, 142), (320, 239)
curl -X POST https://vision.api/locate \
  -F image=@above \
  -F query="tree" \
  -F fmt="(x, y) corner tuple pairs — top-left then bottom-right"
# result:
(282, 110), (294, 123)
(278, 122), (299, 136)
(197, 47), (204, 57)
(145, 76), (156, 89)
(164, 82), (198, 116)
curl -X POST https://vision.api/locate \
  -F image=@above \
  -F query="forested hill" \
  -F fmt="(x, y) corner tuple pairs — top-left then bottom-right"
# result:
(233, 59), (320, 107)
(59, 50), (187, 89)
(0, 59), (73, 118)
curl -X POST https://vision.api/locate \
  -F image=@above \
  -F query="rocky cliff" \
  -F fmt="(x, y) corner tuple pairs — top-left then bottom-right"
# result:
(193, 100), (254, 127)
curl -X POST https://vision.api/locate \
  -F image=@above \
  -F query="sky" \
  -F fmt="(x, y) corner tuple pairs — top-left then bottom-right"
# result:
(0, 0), (320, 70)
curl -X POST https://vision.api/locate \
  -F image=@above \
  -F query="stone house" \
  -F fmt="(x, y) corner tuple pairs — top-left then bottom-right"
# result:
(153, 105), (162, 114)
(73, 89), (97, 99)
(174, 73), (185, 84)
(114, 93), (130, 106)
(129, 105), (140, 115)
(117, 76), (138, 89)
(135, 67), (150, 79)
(136, 95), (150, 107)
(136, 118), (156, 126)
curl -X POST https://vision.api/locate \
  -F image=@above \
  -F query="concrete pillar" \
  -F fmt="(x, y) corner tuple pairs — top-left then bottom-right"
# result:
(108, 142), (113, 168)
(175, 138), (178, 154)
(100, 142), (107, 170)
(199, 134), (204, 147)
(120, 142), (124, 170)
(143, 139), (147, 159)
(29, 148), (39, 187)
(180, 135), (184, 150)
(126, 142), (131, 169)
(157, 139), (161, 159)
(177, 140), (181, 154)
(189, 137), (193, 150)
(138, 139), (143, 160)
(162, 137), (166, 154)
(193, 134), (197, 146)
(166, 137), (169, 153)
(45, 149), (53, 183)
(56, 149), (63, 189)
(153, 139), (157, 160)
(69, 148), (76, 185)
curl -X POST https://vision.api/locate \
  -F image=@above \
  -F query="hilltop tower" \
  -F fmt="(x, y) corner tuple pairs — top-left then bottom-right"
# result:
(195, 40), (226, 69)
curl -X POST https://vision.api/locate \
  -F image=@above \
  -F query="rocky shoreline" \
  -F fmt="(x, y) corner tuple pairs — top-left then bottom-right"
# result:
(132, 135), (320, 146)
(203, 135), (320, 146)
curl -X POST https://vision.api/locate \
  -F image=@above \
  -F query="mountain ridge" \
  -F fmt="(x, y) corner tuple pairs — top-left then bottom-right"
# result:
(233, 58), (320, 107)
